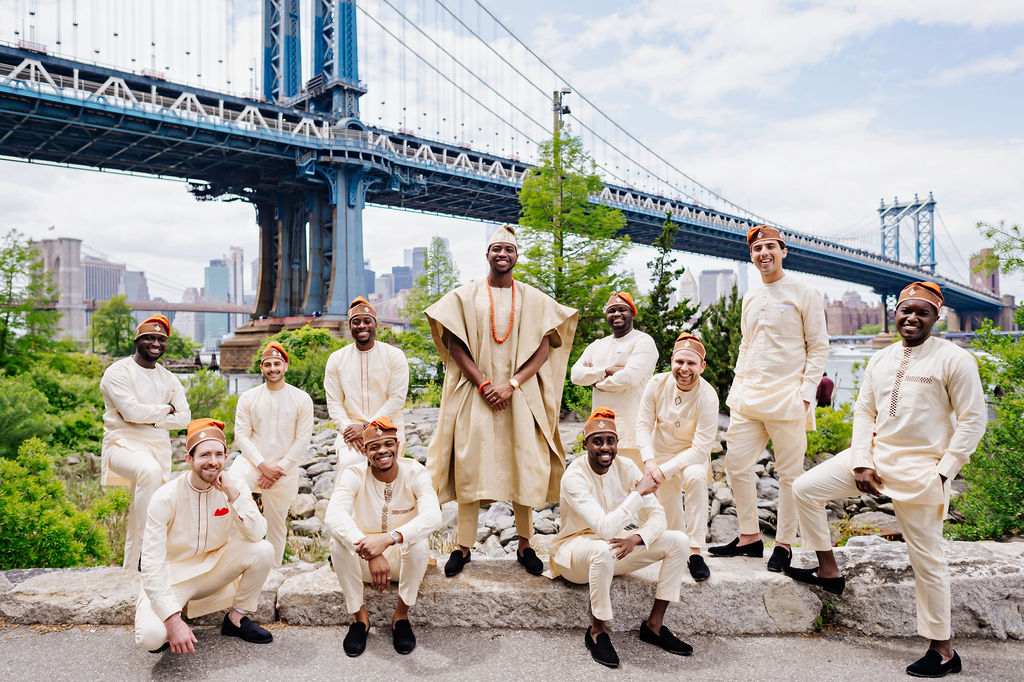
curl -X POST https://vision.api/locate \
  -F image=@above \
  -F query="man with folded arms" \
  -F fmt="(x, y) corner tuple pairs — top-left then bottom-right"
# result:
(425, 224), (577, 578)
(571, 291), (657, 470)
(710, 225), (829, 572)
(636, 332), (719, 582)
(325, 296), (409, 471)
(550, 408), (692, 668)
(229, 341), (314, 565)
(787, 282), (985, 678)
(326, 417), (442, 657)
(100, 313), (191, 571)
(134, 418), (275, 654)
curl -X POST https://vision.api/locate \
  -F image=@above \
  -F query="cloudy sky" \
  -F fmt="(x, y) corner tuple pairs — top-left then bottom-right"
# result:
(3, 0), (1023, 305)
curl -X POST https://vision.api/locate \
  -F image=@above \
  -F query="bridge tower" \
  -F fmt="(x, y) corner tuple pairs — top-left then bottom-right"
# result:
(252, 0), (379, 322)
(876, 193), (937, 331)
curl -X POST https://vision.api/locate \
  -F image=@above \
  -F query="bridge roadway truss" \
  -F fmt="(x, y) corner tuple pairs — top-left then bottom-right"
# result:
(0, 45), (1002, 319)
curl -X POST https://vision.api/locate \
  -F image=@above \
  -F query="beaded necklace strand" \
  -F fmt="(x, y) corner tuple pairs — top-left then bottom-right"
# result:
(487, 278), (515, 344)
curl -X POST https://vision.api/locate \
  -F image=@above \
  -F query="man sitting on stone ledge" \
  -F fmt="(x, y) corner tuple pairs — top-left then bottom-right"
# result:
(325, 417), (442, 657)
(636, 332), (719, 582)
(229, 341), (314, 566)
(325, 296), (410, 472)
(135, 418), (275, 654)
(549, 408), (692, 668)
(787, 282), (986, 678)
(100, 313), (191, 571)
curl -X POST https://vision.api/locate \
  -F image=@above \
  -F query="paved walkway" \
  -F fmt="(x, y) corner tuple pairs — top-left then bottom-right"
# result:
(1, 624), (1021, 681)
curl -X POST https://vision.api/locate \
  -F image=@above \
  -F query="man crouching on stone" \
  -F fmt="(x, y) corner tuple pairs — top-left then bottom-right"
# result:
(549, 408), (692, 668)
(325, 417), (442, 657)
(135, 418), (275, 654)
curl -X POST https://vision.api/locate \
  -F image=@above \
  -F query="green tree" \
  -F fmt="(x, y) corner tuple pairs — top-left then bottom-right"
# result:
(516, 131), (633, 350)
(696, 286), (743, 411)
(0, 437), (126, 568)
(635, 212), (700, 372)
(399, 236), (461, 395)
(89, 294), (135, 356)
(164, 327), (199, 359)
(0, 374), (53, 458)
(185, 368), (228, 416)
(975, 220), (1024, 277)
(856, 323), (882, 335)
(0, 229), (60, 372)
(249, 325), (346, 403)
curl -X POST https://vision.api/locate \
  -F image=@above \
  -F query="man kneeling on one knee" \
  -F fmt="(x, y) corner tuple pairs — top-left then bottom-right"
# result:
(550, 408), (692, 669)
(325, 417), (442, 657)
(135, 418), (275, 654)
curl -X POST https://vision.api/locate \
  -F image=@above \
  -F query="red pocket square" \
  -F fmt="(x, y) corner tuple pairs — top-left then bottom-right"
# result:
(214, 507), (230, 517)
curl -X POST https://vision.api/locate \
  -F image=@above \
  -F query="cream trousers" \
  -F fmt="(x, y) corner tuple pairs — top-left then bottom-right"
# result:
(657, 464), (709, 551)
(330, 537), (430, 614)
(553, 530), (689, 622)
(134, 538), (275, 651)
(229, 457), (299, 566)
(793, 449), (951, 641)
(725, 411), (807, 544)
(107, 443), (166, 571)
(457, 500), (533, 549)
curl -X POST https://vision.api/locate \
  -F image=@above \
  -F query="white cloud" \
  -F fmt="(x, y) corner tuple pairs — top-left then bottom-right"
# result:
(933, 43), (1024, 85)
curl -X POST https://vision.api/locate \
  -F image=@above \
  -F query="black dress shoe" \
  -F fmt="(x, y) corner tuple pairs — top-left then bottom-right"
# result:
(766, 546), (792, 573)
(906, 650), (961, 678)
(688, 555), (711, 582)
(517, 547), (544, 576)
(343, 621), (368, 657)
(444, 549), (471, 577)
(148, 642), (170, 654)
(585, 627), (619, 668)
(391, 619), (416, 654)
(638, 620), (693, 656)
(784, 565), (846, 595)
(220, 613), (273, 644)
(708, 537), (764, 558)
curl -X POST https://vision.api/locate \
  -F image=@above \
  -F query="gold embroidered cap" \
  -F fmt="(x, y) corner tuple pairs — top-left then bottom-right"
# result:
(134, 314), (170, 340)
(348, 296), (377, 322)
(261, 341), (289, 363)
(361, 416), (398, 446)
(747, 225), (786, 249)
(897, 281), (943, 313)
(672, 332), (706, 360)
(583, 407), (618, 440)
(603, 292), (637, 316)
(186, 418), (227, 453)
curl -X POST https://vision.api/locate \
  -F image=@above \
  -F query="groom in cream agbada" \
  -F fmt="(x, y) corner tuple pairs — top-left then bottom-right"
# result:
(425, 224), (577, 578)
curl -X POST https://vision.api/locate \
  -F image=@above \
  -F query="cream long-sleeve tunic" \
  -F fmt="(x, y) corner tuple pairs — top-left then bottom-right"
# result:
(726, 274), (829, 426)
(324, 342), (409, 442)
(324, 458), (442, 547)
(234, 383), (314, 468)
(636, 374), (719, 479)
(549, 455), (666, 576)
(570, 329), (658, 449)
(140, 472), (267, 621)
(100, 357), (191, 486)
(425, 279), (578, 506)
(848, 336), (986, 505)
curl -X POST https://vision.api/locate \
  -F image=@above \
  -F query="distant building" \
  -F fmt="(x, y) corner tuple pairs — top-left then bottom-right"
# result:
(363, 259), (375, 298)
(391, 265), (413, 293)
(405, 246), (427, 282)
(82, 255), (125, 301)
(375, 273), (394, 299)
(841, 290), (863, 308)
(203, 259), (230, 349)
(174, 287), (204, 347)
(824, 294), (884, 336)
(970, 248), (999, 295)
(676, 270), (697, 306)
(122, 270), (150, 302)
(226, 247), (245, 329)
(250, 257), (260, 293)
(698, 269), (737, 308)
(737, 263), (749, 297)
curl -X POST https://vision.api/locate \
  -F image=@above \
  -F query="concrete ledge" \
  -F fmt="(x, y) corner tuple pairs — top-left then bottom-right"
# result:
(2, 540), (1022, 639)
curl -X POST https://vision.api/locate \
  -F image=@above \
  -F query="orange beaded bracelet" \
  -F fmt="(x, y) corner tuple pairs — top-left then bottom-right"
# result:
(478, 380), (492, 394)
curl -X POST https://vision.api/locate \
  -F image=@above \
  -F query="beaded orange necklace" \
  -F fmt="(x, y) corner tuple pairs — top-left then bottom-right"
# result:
(486, 279), (515, 344)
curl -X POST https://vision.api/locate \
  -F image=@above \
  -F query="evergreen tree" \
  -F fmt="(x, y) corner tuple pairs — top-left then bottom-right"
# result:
(89, 294), (135, 357)
(697, 285), (743, 411)
(0, 229), (60, 372)
(636, 212), (700, 372)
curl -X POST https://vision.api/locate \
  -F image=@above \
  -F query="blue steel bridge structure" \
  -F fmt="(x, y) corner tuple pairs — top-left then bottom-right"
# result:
(0, 0), (1006, 326)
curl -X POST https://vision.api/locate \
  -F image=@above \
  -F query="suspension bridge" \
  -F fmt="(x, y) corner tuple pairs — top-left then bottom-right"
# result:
(0, 0), (1009, 336)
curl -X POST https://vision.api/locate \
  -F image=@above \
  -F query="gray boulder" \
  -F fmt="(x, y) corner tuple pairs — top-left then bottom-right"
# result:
(289, 493), (317, 519)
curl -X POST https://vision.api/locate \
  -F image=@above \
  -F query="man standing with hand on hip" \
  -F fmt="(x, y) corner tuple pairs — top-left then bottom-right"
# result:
(709, 225), (829, 572)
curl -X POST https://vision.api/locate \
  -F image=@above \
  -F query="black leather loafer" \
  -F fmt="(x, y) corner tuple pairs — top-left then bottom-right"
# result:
(766, 546), (792, 573)
(444, 549), (471, 577)
(148, 642), (170, 654)
(638, 620), (693, 656)
(391, 619), (416, 655)
(906, 650), (962, 678)
(517, 547), (544, 575)
(688, 554), (711, 582)
(220, 614), (273, 644)
(708, 537), (764, 558)
(585, 627), (619, 668)
(784, 565), (846, 595)
(343, 621), (368, 657)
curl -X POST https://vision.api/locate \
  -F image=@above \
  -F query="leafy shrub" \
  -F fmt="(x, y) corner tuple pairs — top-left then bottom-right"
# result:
(0, 438), (127, 568)
(211, 393), (239, 446)
(0, 374), (53, 458)
(164, 328), (199, 359)
(49, 405), (104, 453)
(285, 351), (334, 404)
(831, 517), (883, 546)
(185, 368), (228, 416)
(249, 325), (345, 372)
(806, 403), (853, 461)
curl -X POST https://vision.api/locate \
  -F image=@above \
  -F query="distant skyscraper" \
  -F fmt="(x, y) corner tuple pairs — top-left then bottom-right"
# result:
(698, 269), (738, 308)
(226, 247), (245, 328)
(841, 291), (864, 308)
(405, 246), (427, 282)
(204, 259), (230, 349)
(363, 259), (375, 297)
(676, 270), (697, 305)
(175, 287), (204, 347)
(81, 256), (125, 301)
(737, 262), (749, 297)
(250, 257), (259, 293)
(375, 273), (394, 299)
(391, 265), (413, 292)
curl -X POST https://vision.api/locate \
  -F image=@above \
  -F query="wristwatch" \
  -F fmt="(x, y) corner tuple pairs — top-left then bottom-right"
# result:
(390, 530), (401, 544)
(509, 377), (521, 391)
